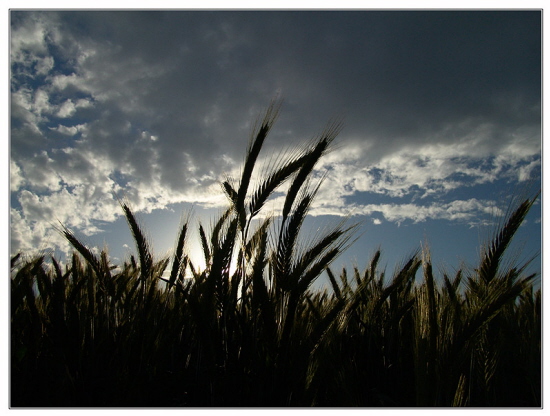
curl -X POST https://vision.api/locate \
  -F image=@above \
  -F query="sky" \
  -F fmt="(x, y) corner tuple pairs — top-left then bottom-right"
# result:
(9, 10), (542, 288)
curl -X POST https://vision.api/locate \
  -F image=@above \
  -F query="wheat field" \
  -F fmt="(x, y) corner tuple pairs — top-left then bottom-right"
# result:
(10, 102), (541, 407)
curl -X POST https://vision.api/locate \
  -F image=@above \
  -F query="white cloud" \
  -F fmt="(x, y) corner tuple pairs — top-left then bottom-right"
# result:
(10, 207), (69, 256)
(11, 88), (46, 136)
(314, 134), (540, 205)
(57, 99), (77, 118)
(36, 55), (55, 75)
(18, 189), (54, 223)
(20, 151), (62, 192)
(50, 73), (93, 93)
(9, 139), (232, 257)
(341, 199), (501, 225)
(10, 13), (53, 63)
(12, 182), (120, 257)
(55, 97), (94, 118)
(50, 124), (88, 136)
(518, 159), (541, 182)
(10, 160), (25, 192)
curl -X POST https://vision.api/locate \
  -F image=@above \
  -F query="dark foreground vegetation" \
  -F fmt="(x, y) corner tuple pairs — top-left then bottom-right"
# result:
(11, 102), (541, 407)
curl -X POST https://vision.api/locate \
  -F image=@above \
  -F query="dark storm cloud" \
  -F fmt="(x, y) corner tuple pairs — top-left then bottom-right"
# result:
(10, 10), (541, 255)
(12, 10), (541, 158)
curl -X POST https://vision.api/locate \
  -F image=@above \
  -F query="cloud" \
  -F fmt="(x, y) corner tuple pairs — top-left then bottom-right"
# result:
(518, 159), (541, 182)
(10, 207), (67, 256)
(313, 138), (540, 204)
(344, 199), (502, 226)
(19, 151), (62, 192)
(56, 99), (88, 118)
(10, 160), (25, 192)
(10, 11), (541, 257)
(49, 123), (88, 136)
(10, 13), (55, 69)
